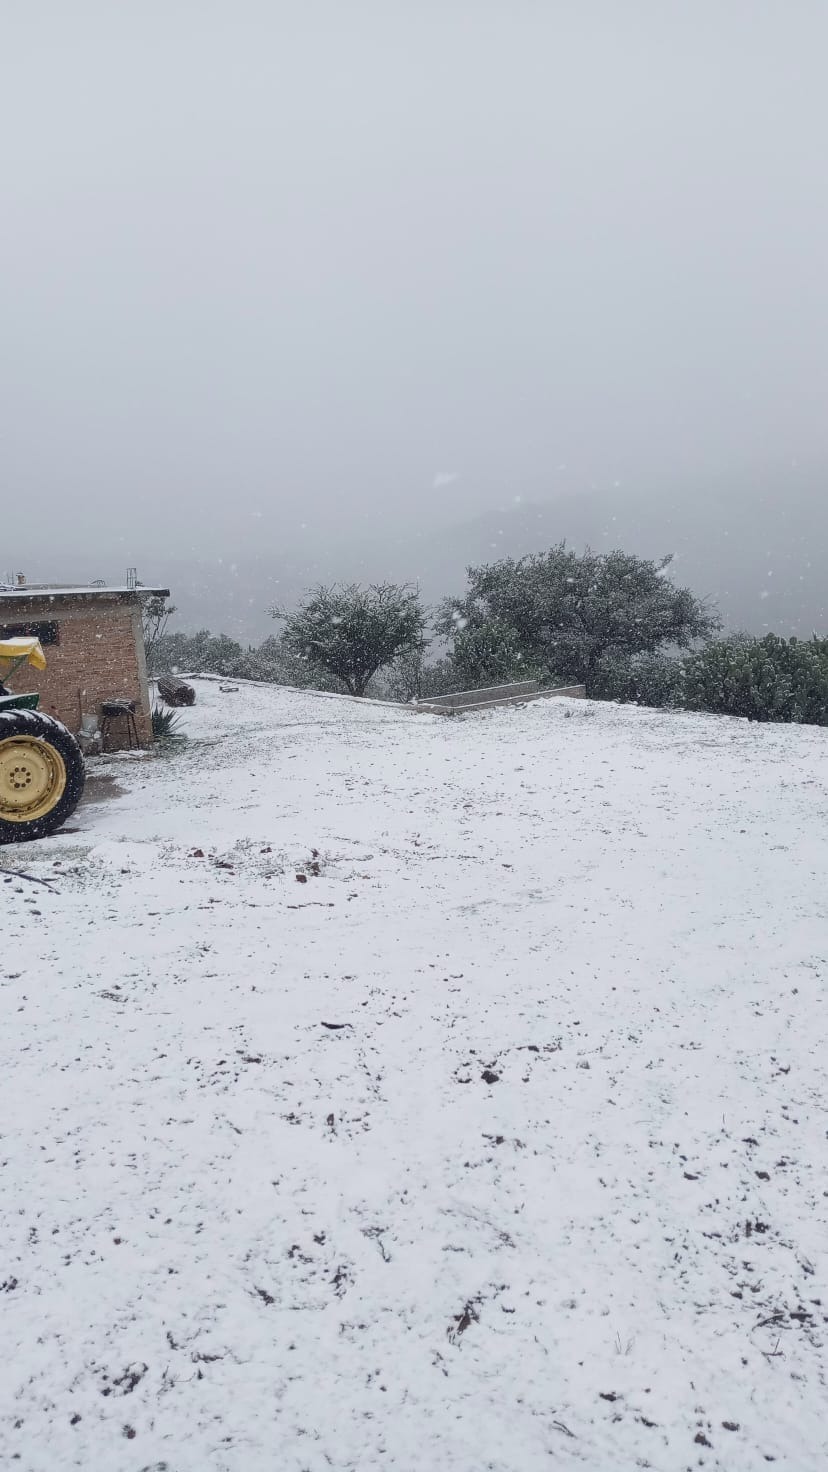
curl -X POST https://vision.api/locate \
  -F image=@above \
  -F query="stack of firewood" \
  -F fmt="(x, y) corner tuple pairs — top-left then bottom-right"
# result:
(157, 675), (196, 707)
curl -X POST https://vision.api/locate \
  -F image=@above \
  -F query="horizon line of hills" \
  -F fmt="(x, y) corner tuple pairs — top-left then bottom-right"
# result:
(12, 472), (827, 643)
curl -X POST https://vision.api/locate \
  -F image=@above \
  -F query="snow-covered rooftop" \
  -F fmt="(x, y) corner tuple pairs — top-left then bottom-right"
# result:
(1, 679), (825, 1469)
(0, 583), (169, 599)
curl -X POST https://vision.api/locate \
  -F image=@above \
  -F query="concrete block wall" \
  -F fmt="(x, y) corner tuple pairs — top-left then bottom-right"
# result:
(422, 679), (539, 711)
(417, 682), (587, 716)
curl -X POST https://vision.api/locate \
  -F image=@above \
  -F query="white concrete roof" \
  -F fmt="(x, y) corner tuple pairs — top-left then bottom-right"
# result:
(0, 585), (170, 599)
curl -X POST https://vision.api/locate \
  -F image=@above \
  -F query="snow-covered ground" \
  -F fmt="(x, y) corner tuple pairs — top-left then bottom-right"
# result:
(2, 680), (827, 1471)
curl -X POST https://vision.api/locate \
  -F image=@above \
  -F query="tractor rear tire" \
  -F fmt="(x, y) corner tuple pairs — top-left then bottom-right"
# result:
(0, 709), (86, 844)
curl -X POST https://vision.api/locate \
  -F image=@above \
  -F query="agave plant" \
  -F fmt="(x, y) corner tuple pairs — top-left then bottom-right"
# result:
(151, 705), (186, 741)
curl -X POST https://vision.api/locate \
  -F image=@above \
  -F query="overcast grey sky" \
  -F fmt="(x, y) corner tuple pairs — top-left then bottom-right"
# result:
(2, 1), (827, 572)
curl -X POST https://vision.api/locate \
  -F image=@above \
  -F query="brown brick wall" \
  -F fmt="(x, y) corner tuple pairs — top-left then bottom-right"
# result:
(0, 597), (152, 749)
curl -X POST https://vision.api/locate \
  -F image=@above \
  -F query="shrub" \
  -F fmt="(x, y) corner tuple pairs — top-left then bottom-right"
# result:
(153, 630), (245, 677)
(684, 634), (828, 725)
(591, 651), (686, 708)
(379, 652), (468, 703)
(233, 636), (341, 691)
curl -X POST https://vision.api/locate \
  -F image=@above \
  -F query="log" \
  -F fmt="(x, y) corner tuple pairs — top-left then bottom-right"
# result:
(157, 674), (196, 707)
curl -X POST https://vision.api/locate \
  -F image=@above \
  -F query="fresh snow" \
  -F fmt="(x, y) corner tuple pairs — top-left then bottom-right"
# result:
(1, 681), (827, 1471)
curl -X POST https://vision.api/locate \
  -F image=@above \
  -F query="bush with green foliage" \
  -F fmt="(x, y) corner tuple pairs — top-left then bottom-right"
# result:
(683, 634), (828, 725)
(377, 652), (464, 703)
(591, 650), (686, 708)
(591, 634), (828, 727)
(232, 636), (341, 691)
(442, 612), (551, 690)
(153, 629), (245, 677)
(276, 583), (427, 697)
(437, 544), (718, 694)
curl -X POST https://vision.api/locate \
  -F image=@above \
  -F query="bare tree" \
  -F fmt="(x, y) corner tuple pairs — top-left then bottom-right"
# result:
(141, 594), (177, 675)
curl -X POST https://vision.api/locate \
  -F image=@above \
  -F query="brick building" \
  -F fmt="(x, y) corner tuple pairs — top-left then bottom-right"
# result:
(0, 579), (169, 749)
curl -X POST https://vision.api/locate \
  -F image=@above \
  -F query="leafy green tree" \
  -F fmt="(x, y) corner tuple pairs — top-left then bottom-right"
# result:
(276, 583), (427, 697)
(437, 545), (718, 694)
(380, 651), (462, 703)
(153, 628), (244, 676)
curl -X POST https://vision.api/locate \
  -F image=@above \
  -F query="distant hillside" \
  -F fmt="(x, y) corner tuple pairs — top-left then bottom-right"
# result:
(398, 474), (827, 638)
(152, 475), (828, 641)
(17, 468), (827, 643)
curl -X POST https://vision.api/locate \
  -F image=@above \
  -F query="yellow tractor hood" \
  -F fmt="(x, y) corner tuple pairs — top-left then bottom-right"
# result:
(0, 637), (47, 671)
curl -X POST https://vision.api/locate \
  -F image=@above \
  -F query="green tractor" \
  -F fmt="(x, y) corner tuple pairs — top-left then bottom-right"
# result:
(0, 638), (86, 843)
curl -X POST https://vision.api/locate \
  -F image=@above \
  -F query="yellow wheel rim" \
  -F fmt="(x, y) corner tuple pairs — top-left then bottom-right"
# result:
(0, 736), (67, 823)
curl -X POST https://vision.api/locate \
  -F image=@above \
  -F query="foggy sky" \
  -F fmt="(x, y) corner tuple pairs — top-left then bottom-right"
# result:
(3, 1), (827, 579)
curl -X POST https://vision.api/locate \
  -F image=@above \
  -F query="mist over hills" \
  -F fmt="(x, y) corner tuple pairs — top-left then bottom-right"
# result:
(10, 467), (825, 647)
(157, 467), (827, 643)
